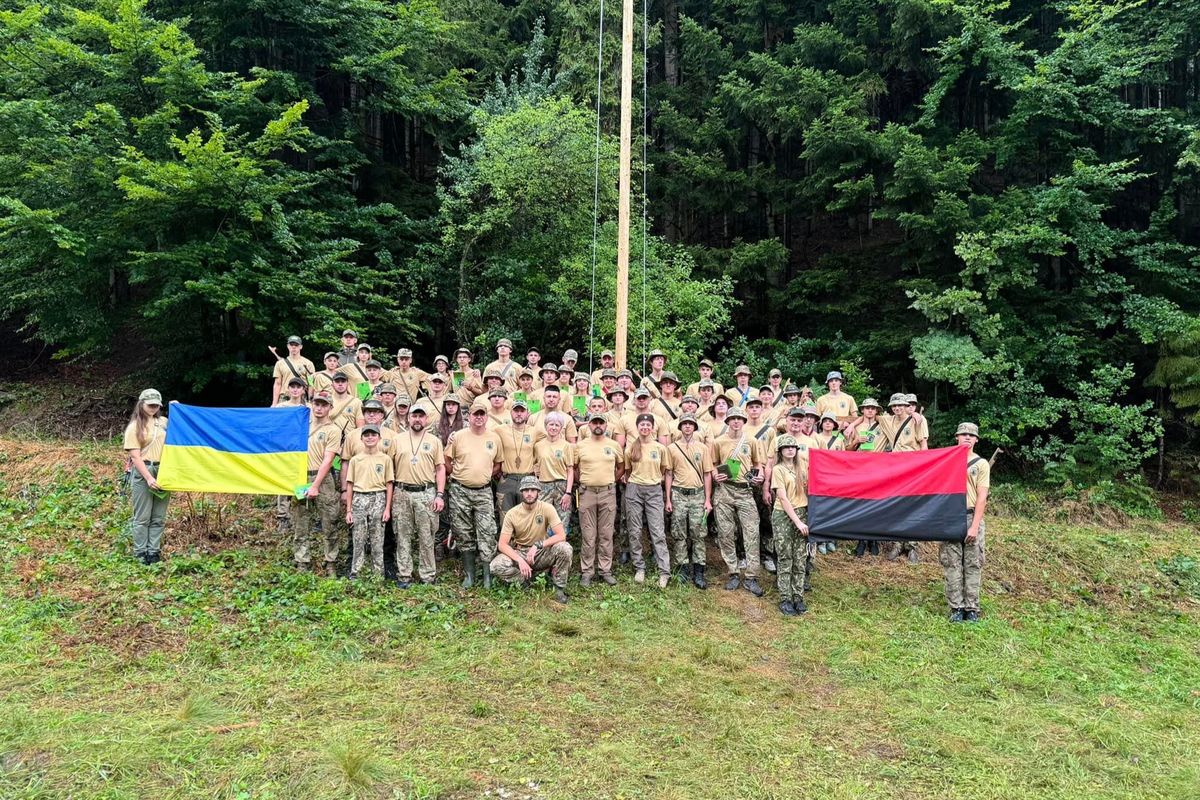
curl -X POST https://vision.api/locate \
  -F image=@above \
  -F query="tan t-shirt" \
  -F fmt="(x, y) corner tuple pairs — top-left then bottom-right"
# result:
(620, 410), (671, 440)
(483, 359), (521, 389)
(393, 429), (444, 485)
(495, 424), (537, 474)
(529, 409), (579, 443)
(123, 416), (168, 462)
(445, 429), (503, 487)
(575, 436), (624, 487)
(770, 461), (809, 510)
(724, 384), (755, 408)
(815, 391), (858, 421)
(386, 366), (428, 404)
(711, 432), (760, 484)
(813, 431), (847, 452)
(342, 426), (399, 461)
(340, 361), (373, 387)
(967, 451), (991, 509)
(878, 414), (920, 452)
(667, 437), (713, 490)
(502, 500), (563, 548)
(534, 439), (576, 482)
(624, 439), (672, 485)
(330, 393), (364, 428)
(744, 419), (777, 463)
(273, 356), (316, 388)
(306, 420), (342, 471)
(345, 451), (394, 492)
(686, 380), (724, 397)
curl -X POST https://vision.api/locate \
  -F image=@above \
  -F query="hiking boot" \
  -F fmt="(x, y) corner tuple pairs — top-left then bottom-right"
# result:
(724, 574), (741, 591)
(147, 552), (162, 565)
(827, 541), (838, 553)
(692, 565), (708, 589)
(907, 548), (920, 565)
(601, 573), (617, 586)
(793, 597), (808, 614)
(461, 551), (476, 589)
(817, 542), (828, 555)
(657, 573), (669, 589)
(737, 557), (748, 570)
(949, 608), (964, 623)
(553, 587), (568, 604)
(634, 569), (645, 584)
(963, 609), (979, 623)
(675, 565), (691, 586)
(854, 541), (867, 558)
(396, 579), (413, 589)
(763, 556), (777, 574)
(778, 600), (796, 616)
(580, 574), (592, 588)
(867, 541), (880, 556)
(744, 578), (764, 597)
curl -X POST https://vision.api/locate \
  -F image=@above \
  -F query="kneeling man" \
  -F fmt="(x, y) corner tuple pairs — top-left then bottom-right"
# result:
(490, 476), (573, 604)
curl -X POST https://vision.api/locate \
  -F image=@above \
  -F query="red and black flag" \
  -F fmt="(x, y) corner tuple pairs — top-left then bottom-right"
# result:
(808, 447), (968, 542)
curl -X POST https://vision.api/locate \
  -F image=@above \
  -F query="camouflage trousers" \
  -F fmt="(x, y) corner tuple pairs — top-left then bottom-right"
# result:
(291, 472), (340, 567)
(451, 482), (498, 564)
(670, 487), (707, 566)
(350, 490), (387, 577)
(771, 508), (813, 603)
(392, 485), (438, 583)
(496, 474), (530, 518)
(490, 541), (574, 589)
(939, 516), (986, 611)
(714, 482), (760, 578)
(539, 480), (571, 538)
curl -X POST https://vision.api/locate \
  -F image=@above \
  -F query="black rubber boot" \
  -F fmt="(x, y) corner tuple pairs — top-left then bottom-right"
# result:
(461, 551), (476, 589)
(793, 597), (808, 614)
(482, 563), (493, 589)
(867, 540), (879, 556)
(692, 565), (707, 589)
(854, 540), (867, 558)
(779, 600), (796, 616)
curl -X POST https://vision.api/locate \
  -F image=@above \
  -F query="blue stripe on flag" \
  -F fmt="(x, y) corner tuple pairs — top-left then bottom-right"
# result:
(165, 404), (308, 455)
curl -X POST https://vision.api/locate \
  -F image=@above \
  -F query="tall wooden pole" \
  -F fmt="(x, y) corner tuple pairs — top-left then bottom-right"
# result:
(614, 0), (633, 370)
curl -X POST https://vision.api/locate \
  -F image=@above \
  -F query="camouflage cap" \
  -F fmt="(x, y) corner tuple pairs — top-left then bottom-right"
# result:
(647, 349), (667, 361)
(519, 476), (542, 492)
(139, 388), (162, 404)
(887, 392), (908, 407)
(540, 363), (560, 375)
(396, 348), (413, 358)
(496, 338), (513, 349)
(433, 354), (449, 365)
(342, 329), (357, 337)
(680, 395), (699, 406)
(699, 358), (714, 368)
(601, 349), (615, 359)
(783, 383), (801, 396)
(786, 406), (806, 418)
(860, 397), (881, 409)
(825, 371), (843, 383)
(362, 399), (384, 412)
(776, 435), (798, 451)
(395, 394), (412, 406)
(734, 364), (751, 376)
(312, 390), (333, 405)
(956, 422), (980, 437)
(287, 335), (302, 345)
(678, 413), (700, 429)
(361, 424), (381, 436)
(429, 373), (447, 383)
(726, 406), (748, 421)
(377, 382), (397, 394)
(562, 349), (579, 362)
(659, 370), (680, 385)
(488, 388), (508, 399)
(366, 359), (382, 368)
(587, 412), (608, 423)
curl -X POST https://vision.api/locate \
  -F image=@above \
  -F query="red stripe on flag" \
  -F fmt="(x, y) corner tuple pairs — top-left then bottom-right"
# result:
(808, 446), (967, 500)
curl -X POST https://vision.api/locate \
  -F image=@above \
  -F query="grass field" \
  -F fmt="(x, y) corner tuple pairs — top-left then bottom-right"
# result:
(1, 439), (1198, 799)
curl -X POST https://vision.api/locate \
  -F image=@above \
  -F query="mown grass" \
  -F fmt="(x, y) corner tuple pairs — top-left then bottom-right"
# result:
(1, 440), (1198, 799)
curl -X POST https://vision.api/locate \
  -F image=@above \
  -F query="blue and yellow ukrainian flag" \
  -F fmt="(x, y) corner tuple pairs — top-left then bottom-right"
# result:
(157, 404), (309, 495)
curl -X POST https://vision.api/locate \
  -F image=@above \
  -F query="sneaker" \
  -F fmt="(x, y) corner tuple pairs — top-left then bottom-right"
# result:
(817, 542), (828, 555)
(657, 573), (669, 589)
(744, 578), (764, 597)
(827, 541), (837, 552)
(553, 587), (568, 604)
(907, 548), (920, 564)
(778, 600), (796, 616)
(634, 569), (645, 584)
(763, 557), (777, 574)
(963, 609), (979, 623)
(395, 579), (412, 589)
(601, 573), (617, 586)
(949, 608), (964, 623)
(724, 574), (741, 591)
(580, 574), (592, 588)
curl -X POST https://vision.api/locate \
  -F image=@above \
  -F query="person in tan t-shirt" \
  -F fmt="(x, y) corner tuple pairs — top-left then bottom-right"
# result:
(575, 413), (625, 585)
(391, 405), (446, 587)
(295, 390), (342, 576)
(444, 406), (504, 588)
(624, 413), (673, 587)
(124, 388), (169, 565)
(664, 413), (714, 587)
(344, 425), (394, 579)
(490, 477), (572, 603)
(268, 335), (315, 405)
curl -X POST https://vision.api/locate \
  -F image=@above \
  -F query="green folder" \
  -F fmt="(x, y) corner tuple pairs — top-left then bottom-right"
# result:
(527, 400), (543, 415)
(724, 458), (742, 482)
(356, 382), (372, 401)
(572, 396), (587, 416)
(514, 391), (527, 404)
(150, 488), (170, 500)
(333, 456), (342, 471)
(452, 369), (465, 388)
(294, 483), (312, 500)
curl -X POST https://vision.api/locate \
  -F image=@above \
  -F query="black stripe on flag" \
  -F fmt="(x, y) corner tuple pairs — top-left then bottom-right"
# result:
(808, 494), (967, 542)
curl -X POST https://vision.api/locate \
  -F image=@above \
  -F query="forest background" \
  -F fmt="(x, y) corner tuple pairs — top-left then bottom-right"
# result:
(2, 0), (1199, 494)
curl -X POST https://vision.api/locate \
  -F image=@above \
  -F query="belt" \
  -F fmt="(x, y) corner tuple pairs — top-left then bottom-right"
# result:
(966, 508), (975, 514)
(724, 482), (750, 489)
(541, 478), (567, 486)
(581, 484), (614, 491)
(451, 480), (490, 490)
(674, 486), (701, 495)
(143, 460), (160, 466)
(355, 489), (385, 495)
(398, 482), (433, 492)
(503, 472), (531, 480)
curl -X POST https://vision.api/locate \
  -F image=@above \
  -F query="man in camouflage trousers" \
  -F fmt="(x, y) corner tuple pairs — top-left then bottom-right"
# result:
(444, 404), (504, 587)
(940, 422), (991, 623)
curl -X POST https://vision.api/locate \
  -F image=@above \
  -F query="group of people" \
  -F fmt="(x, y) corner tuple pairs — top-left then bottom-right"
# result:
(122, 332), (991, 621)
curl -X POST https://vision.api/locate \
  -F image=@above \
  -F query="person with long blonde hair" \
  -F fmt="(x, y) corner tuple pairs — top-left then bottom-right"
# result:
(123, 389), (170, 565)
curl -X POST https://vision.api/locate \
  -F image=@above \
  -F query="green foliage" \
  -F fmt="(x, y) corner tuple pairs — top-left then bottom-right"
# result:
(1085, 477), (1164, 522)
(1148, 320), (1200, 423)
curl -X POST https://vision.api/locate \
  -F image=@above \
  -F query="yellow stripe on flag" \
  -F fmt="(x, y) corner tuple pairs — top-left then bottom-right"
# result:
(157, 445), (307, 496)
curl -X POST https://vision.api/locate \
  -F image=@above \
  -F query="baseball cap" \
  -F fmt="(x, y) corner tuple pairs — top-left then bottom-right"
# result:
(341, 329), (356, 337)
(139, 388), (162, 404)
(361, 424), (381, 436)
(287, 335), (302, 345)
(956, 422), (980, 437)
(312, 391), (333, 405)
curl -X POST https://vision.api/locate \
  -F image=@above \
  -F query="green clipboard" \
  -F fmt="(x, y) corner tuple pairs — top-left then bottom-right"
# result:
(527, 400), (543, 415)
(572, 396), (587, 416)
(723, 458), (742, 482)
(514, 391), (527, 404)
(356, 382), (372, 401)
(294, 483), (312, 500)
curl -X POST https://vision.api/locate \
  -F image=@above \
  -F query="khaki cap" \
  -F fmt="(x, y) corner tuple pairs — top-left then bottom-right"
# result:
(377, 382), (397, 394)
(734, 364), (751, 376)
(139, 388), (163, 404)
(396, 348), (413, 358)
(726, 406), (748, 421)
(519, 476), (542, 492)
(496, 338), (513, 349)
